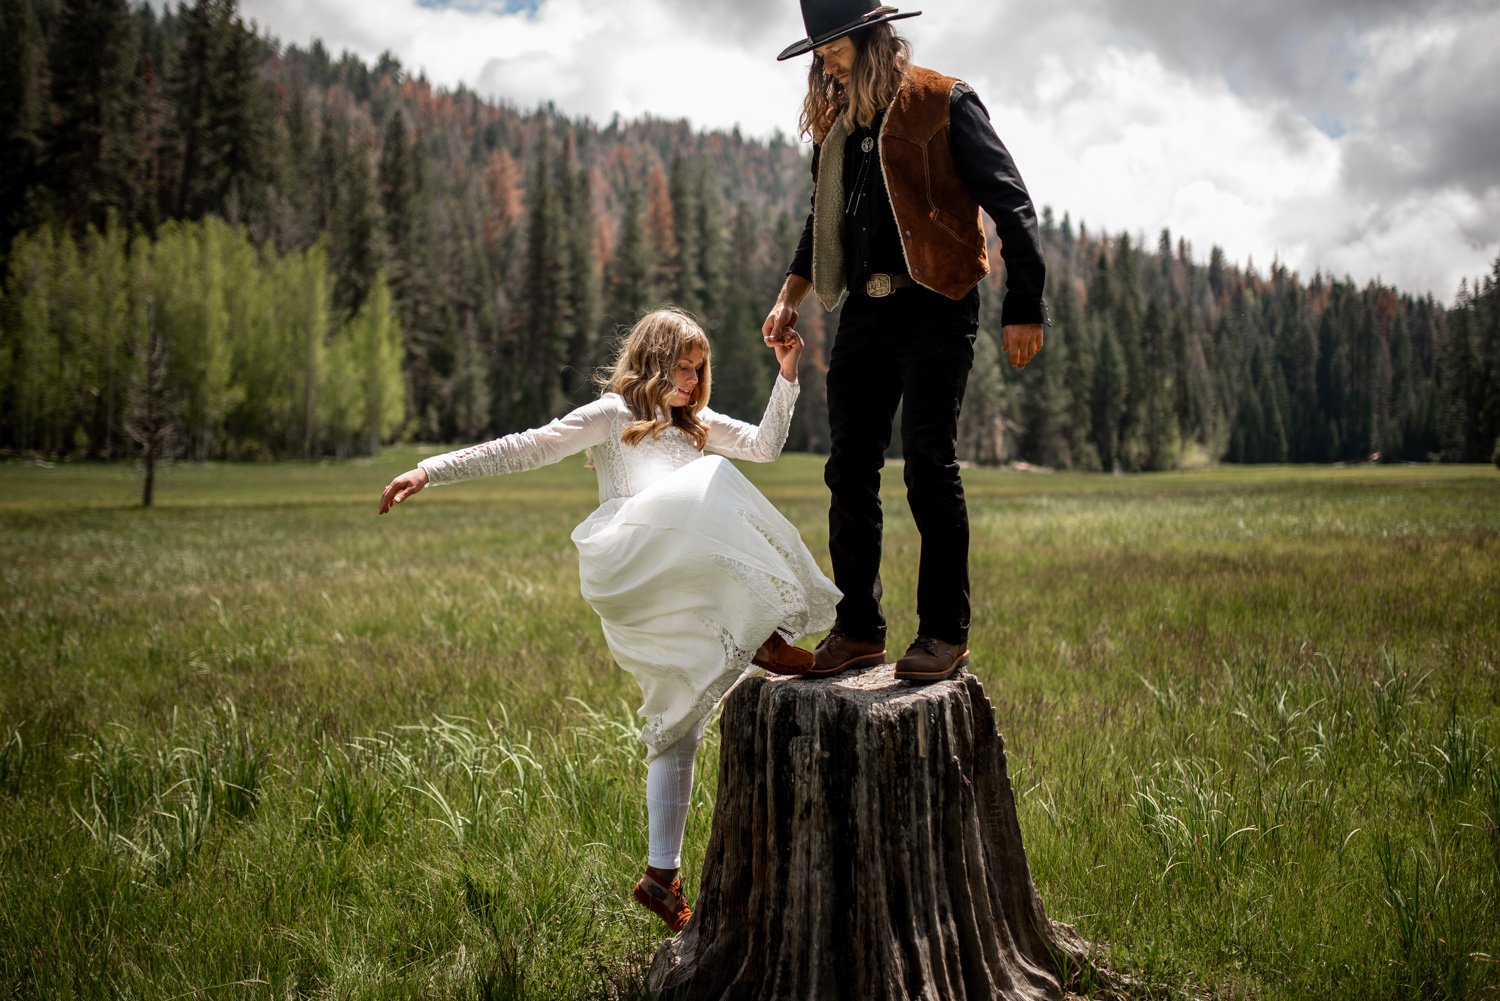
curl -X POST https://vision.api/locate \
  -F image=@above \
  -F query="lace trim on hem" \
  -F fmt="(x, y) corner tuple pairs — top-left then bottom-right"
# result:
(640, 663), (748, 762)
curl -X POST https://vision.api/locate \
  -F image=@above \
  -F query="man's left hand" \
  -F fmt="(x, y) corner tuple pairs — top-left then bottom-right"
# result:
(1003, 324), (1044, 369)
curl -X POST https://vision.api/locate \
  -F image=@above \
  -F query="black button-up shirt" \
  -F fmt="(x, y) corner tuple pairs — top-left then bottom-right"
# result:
(841, 112), (903, 284)
(789, 82), (1049, 327)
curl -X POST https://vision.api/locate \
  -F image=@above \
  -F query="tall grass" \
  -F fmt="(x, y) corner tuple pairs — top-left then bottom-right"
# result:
(1, 453), (1496, 998)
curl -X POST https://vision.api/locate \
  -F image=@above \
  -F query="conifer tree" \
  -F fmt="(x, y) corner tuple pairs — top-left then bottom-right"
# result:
(1045, 266), (1098, 469)
(378, 111), (416, 260)
(1439, 259), (1500, 461)
(45, 0), (147, 232)
(378, 107), (443, 431)
(0, 0), (47, 252)
(327, 127), (387, 320)
(1110, 236), (1150, 469)
(644, 160), (678, 271)
(1273, 280), (1319, 458)
(605, 184), (655, 327)
(516, 126), (570, 428)
(1091, 318), (1126, 472)
(1138, 297), (1180, 470)
(560, 135), (600, 404)
(165, 0), (266, 221)
(1018, 318), (1071, 468)
(668, 153), (703, 314)
(481, 147), (523, 261)
(271, 85), (319, 250)
(1471, 261), (1500, 459)
(692, 161), (728, 328)
(708, 202), (777, 421)
(959, 326), (1009, 465)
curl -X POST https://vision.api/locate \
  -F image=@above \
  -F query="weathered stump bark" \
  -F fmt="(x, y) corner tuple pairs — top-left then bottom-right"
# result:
(647, 665), (1094, 1001)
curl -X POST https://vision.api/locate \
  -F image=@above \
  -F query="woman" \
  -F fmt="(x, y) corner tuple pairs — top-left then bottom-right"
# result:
(379, 308), (839, 931)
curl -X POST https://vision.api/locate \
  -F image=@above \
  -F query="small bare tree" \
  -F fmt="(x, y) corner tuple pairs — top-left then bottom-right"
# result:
(121, 299), (183, 508)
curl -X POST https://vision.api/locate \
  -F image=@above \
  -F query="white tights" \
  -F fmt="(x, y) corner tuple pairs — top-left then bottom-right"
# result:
(645, 719), (707, 870)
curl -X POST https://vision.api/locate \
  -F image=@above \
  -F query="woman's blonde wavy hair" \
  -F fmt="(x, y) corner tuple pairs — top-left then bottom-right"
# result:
(601, 307), (712, 450)
(798, 19), (912, 143)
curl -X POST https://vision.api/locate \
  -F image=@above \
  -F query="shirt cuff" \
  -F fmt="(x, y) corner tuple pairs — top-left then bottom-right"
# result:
(417, 456), (449, 486)
(1000, 295), (1051, 327)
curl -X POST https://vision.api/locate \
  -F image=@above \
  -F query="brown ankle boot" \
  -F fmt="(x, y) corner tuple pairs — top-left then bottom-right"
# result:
(752, 633), (816, 675)
(893, 635), (969, 683)
(810, 630), (887, 676)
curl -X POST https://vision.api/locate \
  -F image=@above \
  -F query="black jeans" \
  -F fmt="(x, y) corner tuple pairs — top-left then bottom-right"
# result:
(824, 284), (978, 646)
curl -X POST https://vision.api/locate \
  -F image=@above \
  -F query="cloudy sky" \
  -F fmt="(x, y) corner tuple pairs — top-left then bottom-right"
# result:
(236, 0), (1499, 302)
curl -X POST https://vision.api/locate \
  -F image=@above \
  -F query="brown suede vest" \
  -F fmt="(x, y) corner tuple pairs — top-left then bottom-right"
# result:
(812, 65), (990, 310)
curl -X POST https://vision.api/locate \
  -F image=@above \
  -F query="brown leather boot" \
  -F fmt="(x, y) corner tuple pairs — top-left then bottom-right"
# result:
(752, 633), (817, 675)
(809, 631), (887, 676)
(893, 636), (969, 683)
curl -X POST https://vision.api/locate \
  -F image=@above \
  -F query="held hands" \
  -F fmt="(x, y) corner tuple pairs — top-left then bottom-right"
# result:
(378, 466), (428, 514)
(1003, 324), (1044, 369)
(766, 328), (805, 382)
(762, 300), (804, 382)
(762, 277), (810, 382)
(762, 300), (799, 344)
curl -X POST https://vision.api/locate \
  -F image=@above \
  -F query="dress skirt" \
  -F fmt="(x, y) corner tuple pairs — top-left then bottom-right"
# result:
(570, 455), (840, 759)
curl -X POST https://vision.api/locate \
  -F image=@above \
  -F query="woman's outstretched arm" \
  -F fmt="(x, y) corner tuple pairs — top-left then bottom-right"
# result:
(377, 396), (619, 513)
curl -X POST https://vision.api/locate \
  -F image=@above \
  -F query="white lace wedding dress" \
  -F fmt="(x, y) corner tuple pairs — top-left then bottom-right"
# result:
(419, 375), (840, 759)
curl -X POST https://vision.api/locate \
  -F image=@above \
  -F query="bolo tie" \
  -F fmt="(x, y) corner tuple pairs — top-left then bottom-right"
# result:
(845, 134), (877, 217)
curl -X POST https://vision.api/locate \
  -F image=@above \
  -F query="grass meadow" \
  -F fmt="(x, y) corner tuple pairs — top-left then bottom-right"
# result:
(1, 451), (1497, 999)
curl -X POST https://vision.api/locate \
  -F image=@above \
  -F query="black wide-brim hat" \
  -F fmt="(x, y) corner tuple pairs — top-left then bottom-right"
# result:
(776, 1), (922, 61)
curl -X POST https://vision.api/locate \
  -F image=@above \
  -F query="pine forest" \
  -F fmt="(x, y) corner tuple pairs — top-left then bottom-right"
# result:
(2, 0), (1498, 474)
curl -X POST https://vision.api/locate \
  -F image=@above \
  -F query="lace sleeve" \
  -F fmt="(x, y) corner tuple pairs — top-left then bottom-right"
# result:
(704, 374), (800, 463)
(419, 396), (619, 486)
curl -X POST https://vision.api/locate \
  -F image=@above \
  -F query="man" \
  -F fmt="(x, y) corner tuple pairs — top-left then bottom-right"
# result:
(762, 0), (1048, 683)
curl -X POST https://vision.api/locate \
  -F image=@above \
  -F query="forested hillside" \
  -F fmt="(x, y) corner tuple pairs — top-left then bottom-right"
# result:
(2, 0), (1496, 468)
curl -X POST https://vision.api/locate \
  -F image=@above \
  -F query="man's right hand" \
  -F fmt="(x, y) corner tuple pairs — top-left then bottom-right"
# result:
(762, 275), (812, 347)
(762, 301), (799, 345)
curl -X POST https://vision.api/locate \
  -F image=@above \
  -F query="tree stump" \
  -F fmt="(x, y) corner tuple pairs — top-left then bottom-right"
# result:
(646, 665), (1095, 1001)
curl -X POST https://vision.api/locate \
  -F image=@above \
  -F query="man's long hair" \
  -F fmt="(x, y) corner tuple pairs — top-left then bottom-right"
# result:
(601, 307), (712, 450)
(798, 21), (912, 144)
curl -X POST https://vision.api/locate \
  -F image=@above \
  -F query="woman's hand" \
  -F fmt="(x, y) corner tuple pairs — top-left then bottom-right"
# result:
(379, 467), (429, 514)
(769, 328), (804, 382)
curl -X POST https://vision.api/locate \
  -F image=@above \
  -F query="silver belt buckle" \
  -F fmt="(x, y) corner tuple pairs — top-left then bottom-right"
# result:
(865, 273), (893, 297)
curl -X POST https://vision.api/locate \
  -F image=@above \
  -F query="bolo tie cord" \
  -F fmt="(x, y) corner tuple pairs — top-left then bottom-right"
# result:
(845, 134), (876, 217)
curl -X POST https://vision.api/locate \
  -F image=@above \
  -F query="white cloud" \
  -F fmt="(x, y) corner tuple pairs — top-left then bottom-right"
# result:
(962, 44), (1346, 275)
(232, 0), (1498, 300)
(242, 0), (809, 131)
(463, 0), (808, 132)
